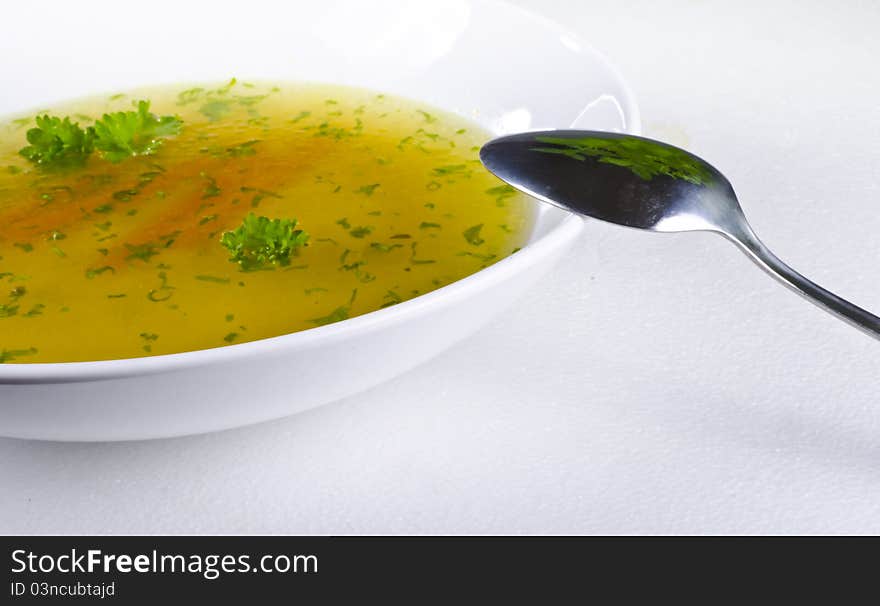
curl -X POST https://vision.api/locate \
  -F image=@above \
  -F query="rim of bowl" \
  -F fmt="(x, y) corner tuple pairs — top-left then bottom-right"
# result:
(0, 0), (640, 384)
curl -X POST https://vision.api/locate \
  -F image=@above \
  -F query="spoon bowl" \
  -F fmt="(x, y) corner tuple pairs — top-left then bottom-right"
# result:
(481, 130), (880, 339)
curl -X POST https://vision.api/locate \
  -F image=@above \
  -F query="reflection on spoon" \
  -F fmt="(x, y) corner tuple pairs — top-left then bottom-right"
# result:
(481, 130), (880, 340)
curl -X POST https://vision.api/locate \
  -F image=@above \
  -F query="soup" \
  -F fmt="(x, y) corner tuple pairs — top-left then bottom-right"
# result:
(0, 80), (532, 363)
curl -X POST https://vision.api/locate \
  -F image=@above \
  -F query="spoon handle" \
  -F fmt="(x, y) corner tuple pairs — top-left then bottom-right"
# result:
(729, 232), (880, 339)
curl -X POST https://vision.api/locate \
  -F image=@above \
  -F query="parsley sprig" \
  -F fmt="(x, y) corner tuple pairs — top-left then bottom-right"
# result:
(18, 100), (183, 167)
(92, 101), (183, 162)
(220, 213), (309, 271)
(18, 116), (94, 166)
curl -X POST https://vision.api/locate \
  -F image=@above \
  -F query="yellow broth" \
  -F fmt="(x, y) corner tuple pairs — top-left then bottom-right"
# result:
(0, 81), (532, 363)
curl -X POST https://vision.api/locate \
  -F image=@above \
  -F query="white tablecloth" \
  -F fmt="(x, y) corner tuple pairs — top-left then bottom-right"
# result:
(3, 0), (879, 534)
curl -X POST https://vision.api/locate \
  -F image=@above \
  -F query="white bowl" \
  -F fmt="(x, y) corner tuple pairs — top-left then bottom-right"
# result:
(0, 0), (639, 440)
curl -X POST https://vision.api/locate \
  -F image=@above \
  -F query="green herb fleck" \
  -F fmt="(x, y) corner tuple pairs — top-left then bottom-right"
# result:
(85, 265), (115, 279)
(125, 242), (159, 263)
(0, 347), (38, 363)
(348, 226), (373, 239)
(195, 274), (230, 284)
(225, 139), (261, 157)
(486, 184), (517, 206)
(290, 111), (311, 123)
(23, 303), (45, 317)
(201, 173), (221, 199)
(355, 183), (380, 196)
(370, 242), (403, 253)
(432, 164), (470, 177)
(463, 224), (485, 246)
(382, 290), (403, 308)
(177, 87), (205, 105)
(199, 99), (233, 122)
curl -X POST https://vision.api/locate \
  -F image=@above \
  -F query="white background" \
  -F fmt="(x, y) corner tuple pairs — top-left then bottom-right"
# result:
(3, 0), (880, 534)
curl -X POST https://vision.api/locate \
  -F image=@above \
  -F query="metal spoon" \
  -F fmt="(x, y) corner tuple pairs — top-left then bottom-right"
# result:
(480, 130), (880, 339)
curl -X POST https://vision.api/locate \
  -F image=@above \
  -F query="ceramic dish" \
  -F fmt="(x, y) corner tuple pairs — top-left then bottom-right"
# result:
(0, 0), (639, 440)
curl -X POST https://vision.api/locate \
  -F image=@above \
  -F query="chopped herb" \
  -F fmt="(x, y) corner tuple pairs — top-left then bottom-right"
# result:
(223, 332), (239, 343)
(13, 242), (33, 253)
(139, 331), (158, 352)
(225, 139), (261, 157)
(458, 251), (497, 262)
(486, 184), (517, 206)
(311, 306), (349, 326)
(23, 303), (45, 317)
(147, 271), (174, 302)
(0, 304), (19, 318)
(370, 242), (403, 253)
(410, 242), (436, 265)
(112, 188), (139, 202)
(348, 226), (373, 238)
(125, 242), (159, 263)
(195, 274), (230, 284)
(0, 347), (38, 363)
(199, 99), (233, 122)
(336, 217), (351, 229)
(355, 183), (380, 196)
(240, 186), (282, 208)
(417, 110), (437, 123)
(236, 94), (267, 107)
(419, 222), (441, 230)
(85, 265), (115, 279)
(432, 164), (469, 177)
(382, 290), (402, 308)
(463, 224), (485, 246)
(177, 87), (205, 105)
(201, 173), (221, 198)
(290, 111), (311, 123)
